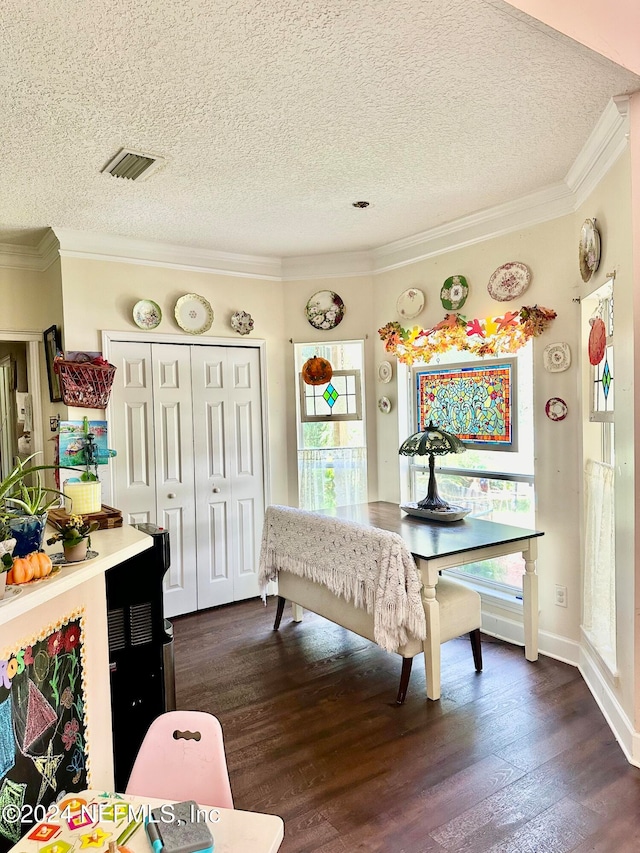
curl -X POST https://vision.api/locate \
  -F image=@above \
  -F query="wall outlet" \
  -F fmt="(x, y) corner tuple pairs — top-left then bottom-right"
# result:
(555, 584), (567, 607)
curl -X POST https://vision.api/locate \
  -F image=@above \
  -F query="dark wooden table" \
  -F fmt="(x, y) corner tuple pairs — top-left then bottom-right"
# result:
(331, 501), (544, 699)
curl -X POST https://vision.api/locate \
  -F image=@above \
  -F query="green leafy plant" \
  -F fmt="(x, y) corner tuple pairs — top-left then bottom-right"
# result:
(46, 515), (98, 549)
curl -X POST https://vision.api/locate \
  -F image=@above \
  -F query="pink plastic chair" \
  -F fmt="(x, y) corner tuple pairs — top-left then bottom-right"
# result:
(125, 711), (234, 809)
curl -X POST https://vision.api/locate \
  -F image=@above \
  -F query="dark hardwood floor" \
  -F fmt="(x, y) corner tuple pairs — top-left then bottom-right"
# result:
(173, 598), (640, 853)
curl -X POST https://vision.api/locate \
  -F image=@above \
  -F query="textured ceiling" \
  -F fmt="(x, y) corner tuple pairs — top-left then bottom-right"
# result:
(0, 0), (638, 258)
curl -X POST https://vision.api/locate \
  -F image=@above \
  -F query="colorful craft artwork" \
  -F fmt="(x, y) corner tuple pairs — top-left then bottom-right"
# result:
(0, 613), (87, 846)
(415, 362), (513, 445)
(41, 840), (72, 853)
(28, 822), (61, 842)
(378, 305), (556, 365)
(79, 827), (111, 847)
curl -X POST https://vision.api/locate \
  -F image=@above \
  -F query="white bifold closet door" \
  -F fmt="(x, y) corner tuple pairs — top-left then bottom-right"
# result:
(109, 340), (265, 618)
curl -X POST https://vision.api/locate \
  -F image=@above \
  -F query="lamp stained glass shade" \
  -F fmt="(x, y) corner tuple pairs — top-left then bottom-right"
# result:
(415, 359), (516, 450)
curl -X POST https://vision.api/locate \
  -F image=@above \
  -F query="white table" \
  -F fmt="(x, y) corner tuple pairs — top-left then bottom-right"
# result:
(11, 790), (284, 853)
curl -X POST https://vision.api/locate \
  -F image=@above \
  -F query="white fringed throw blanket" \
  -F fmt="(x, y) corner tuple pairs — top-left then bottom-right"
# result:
(258, 505), (426, 653)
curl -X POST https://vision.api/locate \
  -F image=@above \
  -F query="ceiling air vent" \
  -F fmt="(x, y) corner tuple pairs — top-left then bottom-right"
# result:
(101, 148), (164, 181)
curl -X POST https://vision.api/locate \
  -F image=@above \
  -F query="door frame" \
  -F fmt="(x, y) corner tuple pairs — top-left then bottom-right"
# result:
(101, 330), (271, 510)
(0, 330), (45, 460)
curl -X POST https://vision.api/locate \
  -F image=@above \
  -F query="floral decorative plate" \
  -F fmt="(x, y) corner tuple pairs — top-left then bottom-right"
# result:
(175, 293), (214, 335)
(579, 219), (601, 283)
(440, 275), (469, 311)
(133, 299), (162, 330)
(305, 290), (345, 329)
(545, 398), (568, 422)
(543, 342), (571, 373)
(378, 396), (392, 414)
(378, 361), (392, 383)
(487, 262), (531, 302)
(397, 288), (425, 320)
(230, 310), (254, 335)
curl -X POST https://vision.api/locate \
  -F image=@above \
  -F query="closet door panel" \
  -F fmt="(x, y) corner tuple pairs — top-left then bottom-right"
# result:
(109, 341), (157, 524)
(191, 347), (234, 608)
(227, 348), (264, 602)
(152, 344), (197, 618)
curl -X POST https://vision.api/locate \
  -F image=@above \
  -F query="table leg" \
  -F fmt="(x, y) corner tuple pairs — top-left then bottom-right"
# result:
(522, 538), (539, 661)
(422, 584), (441, 700)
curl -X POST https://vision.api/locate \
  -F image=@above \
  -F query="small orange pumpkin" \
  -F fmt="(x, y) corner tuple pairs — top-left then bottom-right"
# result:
(8, 554), (35, 585)
(31, 551), (53, 580)
(6, 551), (53, 585)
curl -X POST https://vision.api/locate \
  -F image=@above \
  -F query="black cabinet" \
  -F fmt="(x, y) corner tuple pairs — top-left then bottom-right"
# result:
(106, 524), (172, 792)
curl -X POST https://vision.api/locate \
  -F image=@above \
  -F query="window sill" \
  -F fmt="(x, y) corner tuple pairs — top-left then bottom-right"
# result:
(446, 572), (524, 615)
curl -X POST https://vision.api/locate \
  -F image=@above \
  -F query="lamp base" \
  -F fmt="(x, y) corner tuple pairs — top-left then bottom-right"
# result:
(400, 503), (471, 523)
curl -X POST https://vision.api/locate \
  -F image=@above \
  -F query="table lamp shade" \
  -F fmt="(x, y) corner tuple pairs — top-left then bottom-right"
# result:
(399, 421), (465, 511)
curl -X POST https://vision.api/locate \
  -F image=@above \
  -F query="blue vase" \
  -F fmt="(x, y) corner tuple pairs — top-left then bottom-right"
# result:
(9, 513), (47, 558)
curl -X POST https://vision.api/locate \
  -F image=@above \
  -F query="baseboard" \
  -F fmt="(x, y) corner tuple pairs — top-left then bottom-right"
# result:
(579, 644), (640, 768)
(480, 607), (580, 665)
(481, 606), (640, 768)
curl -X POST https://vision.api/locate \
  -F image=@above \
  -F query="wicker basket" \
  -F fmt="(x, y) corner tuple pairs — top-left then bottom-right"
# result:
(54, 359), (116, 408)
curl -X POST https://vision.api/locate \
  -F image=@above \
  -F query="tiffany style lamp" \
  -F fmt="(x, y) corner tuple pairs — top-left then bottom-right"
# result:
(399, 421), (468, 521)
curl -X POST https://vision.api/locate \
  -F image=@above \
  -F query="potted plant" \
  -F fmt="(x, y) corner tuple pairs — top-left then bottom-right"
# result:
(46, 514), (98, 563)
(0, 453), (66, 557)
(3, 455), (65, 557)
(0, 515), (16, 598)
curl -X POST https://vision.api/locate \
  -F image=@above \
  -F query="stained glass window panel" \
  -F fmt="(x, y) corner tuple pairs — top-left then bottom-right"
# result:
(415, 358), (517, 450)
(299, 370), (362, 422)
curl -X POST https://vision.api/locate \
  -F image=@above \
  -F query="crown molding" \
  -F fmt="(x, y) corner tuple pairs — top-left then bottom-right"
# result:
(281, 251), (373, 281)
(371, 181), (574, 273)
(0, 228), (59, 272)
(566, 95), (630, 210)
(53, 228), (283, 281)
(0, 99), (629, 278)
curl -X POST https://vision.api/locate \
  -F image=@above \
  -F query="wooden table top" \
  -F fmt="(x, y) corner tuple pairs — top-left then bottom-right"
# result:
(331, 501), (544, 561)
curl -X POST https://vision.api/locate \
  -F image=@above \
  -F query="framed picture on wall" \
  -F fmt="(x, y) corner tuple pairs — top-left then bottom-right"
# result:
(43, 324), (62, 402)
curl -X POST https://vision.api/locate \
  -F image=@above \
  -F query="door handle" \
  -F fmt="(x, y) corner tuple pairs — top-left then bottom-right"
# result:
(212, 487), (221, 493)
(168, 492), (176, 499)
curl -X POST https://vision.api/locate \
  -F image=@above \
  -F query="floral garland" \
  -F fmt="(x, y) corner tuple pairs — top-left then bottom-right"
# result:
(379, 305), (556, 365)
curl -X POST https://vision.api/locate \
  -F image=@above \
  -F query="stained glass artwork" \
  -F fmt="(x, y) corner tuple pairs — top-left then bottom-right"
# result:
(415, 359), (515, 449)
(590, 288), (614, 423)
(323, 384), (339, 408)
(299, 369), (362, 422)
(592, 346), (614, 417)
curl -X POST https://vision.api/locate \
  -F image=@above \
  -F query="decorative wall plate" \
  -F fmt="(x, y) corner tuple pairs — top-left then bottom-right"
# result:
(378, 361), (392, 383)
(230, 310), (254, 335)
(378, 396), (392, 414)
(440, 275), (469, 311)
(397, 288), (425, 319)
(579, 219), (601, 282)
(543, 342), (571, 373)
(588, 317), (606, 365)
(487, 262), (531, 302)
(174, 293), (213, 335)
(545, 397), (568, 421)
(132, 299), (162, 330)
(305, 290), (345, 329)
